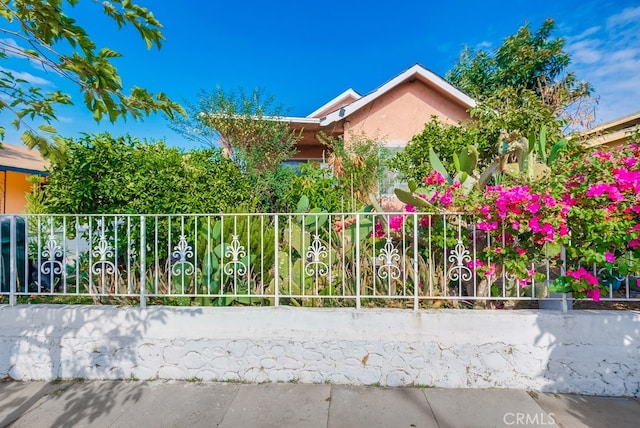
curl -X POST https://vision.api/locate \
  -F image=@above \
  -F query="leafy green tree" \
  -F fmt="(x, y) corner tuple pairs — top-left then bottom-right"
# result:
(0, 0), (184, 156)
(40, 133), (251, 214)
(170, 87), (300, 176)
(321, 132), (384, 210)
(387, 117), (492, 183)
(447, 18), (595, 134)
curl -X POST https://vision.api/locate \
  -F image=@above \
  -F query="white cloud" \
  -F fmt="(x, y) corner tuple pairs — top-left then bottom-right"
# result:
(567, 40), (602, 64)
(0, 37), (23, 57)
(606, 6), (640, 29)
(566, 26), (601, 43)
(0, 66), (53, 86)
(475, 41), (492, 50)
(566, 6), (640, 125)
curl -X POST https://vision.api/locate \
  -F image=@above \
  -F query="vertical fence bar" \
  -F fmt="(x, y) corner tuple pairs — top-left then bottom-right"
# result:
(413, 212), (419, 311)
(274, 214), (279, 307)
(355, 213), (361, 309)
(22, 216), (29, 294)
(9, 216), (17, 306)
(140, 215), (146, 308)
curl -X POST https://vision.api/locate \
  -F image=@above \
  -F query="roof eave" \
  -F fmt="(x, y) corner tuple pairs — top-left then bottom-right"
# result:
(319, 64), (476, 126)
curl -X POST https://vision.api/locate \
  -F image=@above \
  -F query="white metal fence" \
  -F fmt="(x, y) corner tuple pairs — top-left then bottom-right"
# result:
(0, 213), (638, 307)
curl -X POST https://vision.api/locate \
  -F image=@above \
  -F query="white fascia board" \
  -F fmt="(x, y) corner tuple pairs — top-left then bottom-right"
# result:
(199, 112), (320, 125)
(307, 88), (362, 118)
(279, 116), (321, 125)
(320, 64), (477, 126)
(580, 111), (640, 136)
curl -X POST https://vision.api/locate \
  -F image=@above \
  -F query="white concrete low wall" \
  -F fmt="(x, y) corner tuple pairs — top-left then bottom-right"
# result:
(0, 305), (638, 396)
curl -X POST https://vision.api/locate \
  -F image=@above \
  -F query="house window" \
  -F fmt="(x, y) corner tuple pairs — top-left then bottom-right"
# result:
(281, 159), (325, 172)
(378, 146), (406, 196)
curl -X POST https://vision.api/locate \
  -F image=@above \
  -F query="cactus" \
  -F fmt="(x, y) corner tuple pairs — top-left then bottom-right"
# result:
(501, 125), (568, 181)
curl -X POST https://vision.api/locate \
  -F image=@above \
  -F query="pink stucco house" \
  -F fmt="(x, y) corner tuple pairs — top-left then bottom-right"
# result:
(285, 63), (476, 163)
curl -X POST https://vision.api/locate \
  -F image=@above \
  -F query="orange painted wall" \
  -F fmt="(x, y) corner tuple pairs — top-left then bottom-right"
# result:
(1, 171), (34, 213)
(343, 80), (470, 146)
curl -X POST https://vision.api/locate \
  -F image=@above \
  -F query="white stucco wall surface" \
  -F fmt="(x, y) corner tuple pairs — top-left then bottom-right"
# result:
(0, 306), (638, 397)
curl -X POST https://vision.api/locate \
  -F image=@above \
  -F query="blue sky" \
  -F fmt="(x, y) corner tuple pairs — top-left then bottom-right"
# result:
(2, 0), (640, 150)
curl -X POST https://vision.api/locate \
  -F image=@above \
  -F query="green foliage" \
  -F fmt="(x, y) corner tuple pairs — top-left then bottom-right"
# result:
(0, 0), (184, 153)
(287, 163), (347, 213)
(447, 18), (593, 119)
(197, 213), (276, 306)
(387, 117), (491, 183)
(38, 133), (251, 214)
(322, 132), (390, 209)
(254, 166), (299, 213)
(498, 125), (568, 182)
(468, 87), (562, 147)
(447, 18), (595, 144)
(549, 144), (640, 274)
(169, 87), (299, 176)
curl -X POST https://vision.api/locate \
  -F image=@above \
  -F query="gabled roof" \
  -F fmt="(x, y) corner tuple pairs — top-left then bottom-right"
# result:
(319, 63), (477, 126)
(307, 88), (362, 119)
(0, 143), (48, 175)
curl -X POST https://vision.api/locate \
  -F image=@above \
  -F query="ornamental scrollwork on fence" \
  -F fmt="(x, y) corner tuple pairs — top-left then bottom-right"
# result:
(171, 234), (195, 276)
(377, 237), (401, 280)
(305, 234), (328, 277)
(91, 233), (116, 276)
(40, 233), (64, 276)
(447, 239), (472, 282)
(223, 235), (247, 278)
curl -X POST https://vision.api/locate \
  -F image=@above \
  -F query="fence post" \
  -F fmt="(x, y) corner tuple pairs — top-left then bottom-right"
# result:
(274, 214), (279, 307)
(413, 212), (419, 312)
(139, 215), (147, 308)
(9, 215), (17, 306)
(355, 213), (361, 310)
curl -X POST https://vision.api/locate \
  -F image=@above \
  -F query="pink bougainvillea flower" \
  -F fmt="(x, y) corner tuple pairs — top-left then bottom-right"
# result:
(516, 247), (526, 256)
(372, 221), (386, 239)
(405, 204), (416, 213)
(593, 151), (611, 161)
(566, 267), (599, 286)
(623, 157), (638, 168)
(525, 201), (541, 214)
(439, 189), (453, 207)
(542, 194), (557, 207)
(582, 270), (599, 286)
(604, 252), (615, 263)
(388, 216), (404, 232)
(424, 171), (445, 185)
(558, 223), (569, 236)
(477, 220), (498, 231)
(566, 269), (580, 280)
(586, 288), (601, 302)
(467, 259), (486, 269)
(627, 224), (640, 233)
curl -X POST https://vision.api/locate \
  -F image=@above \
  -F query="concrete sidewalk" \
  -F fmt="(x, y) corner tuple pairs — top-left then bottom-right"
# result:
(1, 380), (639, 428)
